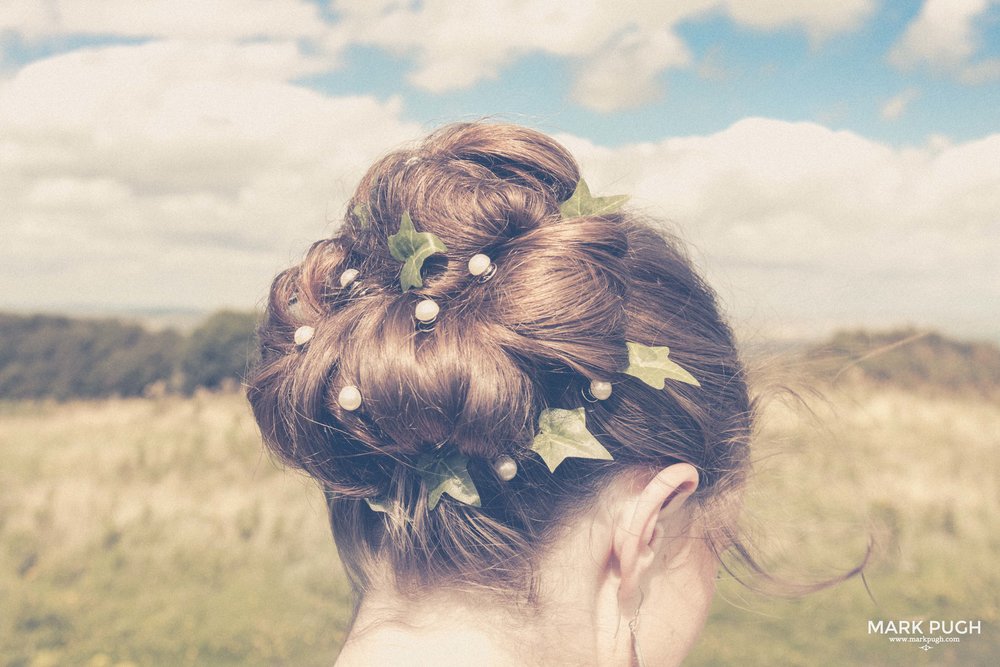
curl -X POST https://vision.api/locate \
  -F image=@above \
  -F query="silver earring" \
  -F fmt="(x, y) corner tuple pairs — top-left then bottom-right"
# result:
(629, 591), (647, 667)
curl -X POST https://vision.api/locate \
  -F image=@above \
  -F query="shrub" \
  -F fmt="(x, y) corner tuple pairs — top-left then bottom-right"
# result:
(180, 311), (259, 393)
(0, 314), (181, 399)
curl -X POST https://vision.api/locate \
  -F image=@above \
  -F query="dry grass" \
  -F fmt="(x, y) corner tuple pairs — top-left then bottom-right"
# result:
(0, 393), (351, 666)
(689, 384), (1000, 666)
(1, 386), (997, 665)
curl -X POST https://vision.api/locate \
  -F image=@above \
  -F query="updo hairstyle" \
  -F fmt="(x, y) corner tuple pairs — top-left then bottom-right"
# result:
(247, 123), (753, 597)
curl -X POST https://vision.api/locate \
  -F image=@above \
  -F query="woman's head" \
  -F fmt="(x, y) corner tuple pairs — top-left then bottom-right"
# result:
(246, 122), (752, 603)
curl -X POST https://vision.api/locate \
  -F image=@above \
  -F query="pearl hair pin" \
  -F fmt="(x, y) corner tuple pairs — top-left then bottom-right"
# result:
(494, 455), (518, 481)
(339, 268), (360, 288)
(414, 298), (440, 329)
(590, 380), (613, 400)
(338, 385), (363, 411)
(583, 379), (613, 402)
(294, 325), (315, 346)
(468, 253), (497, 282)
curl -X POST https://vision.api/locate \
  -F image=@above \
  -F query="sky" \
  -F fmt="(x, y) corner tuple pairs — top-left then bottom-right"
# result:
(1, 0), (998, 340)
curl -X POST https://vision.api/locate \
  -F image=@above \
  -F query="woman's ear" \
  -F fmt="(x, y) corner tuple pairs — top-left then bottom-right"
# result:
(614, 463), (700, 605)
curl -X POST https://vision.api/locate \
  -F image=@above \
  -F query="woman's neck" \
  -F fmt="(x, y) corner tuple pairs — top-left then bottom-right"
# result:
(334, 587), (596, 667)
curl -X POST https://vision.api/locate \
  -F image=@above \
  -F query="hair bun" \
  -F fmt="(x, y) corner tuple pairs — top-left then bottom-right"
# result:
(486, 215), (630, 375)
(344, 124), (580, 265)
(335, 298), (535, 460)
(249, 123), (631, 495)
(248, 121), (755, 598)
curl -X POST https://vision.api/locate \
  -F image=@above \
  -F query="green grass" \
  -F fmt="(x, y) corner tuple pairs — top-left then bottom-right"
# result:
(1, 387), (997, 665)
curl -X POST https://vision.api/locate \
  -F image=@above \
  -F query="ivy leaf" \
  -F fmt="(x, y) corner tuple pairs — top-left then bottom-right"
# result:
(365, 497), (390, 514)
(416, 449), (481, 510)
(624, 341), (701, 389)
(352, 203), (370, 229)
(559, 179), (628, 219)
(530, 407), (613, 473)
(387, 211), (448, 291)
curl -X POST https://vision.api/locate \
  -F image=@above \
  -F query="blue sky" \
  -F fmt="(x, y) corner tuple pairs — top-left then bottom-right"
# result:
(302, 2), (1000, 147)
(0, 1), (997, 340)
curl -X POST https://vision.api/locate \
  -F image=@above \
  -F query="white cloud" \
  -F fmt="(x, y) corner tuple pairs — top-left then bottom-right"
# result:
(880, 88), (919, 120)
(0, 41), (419, 311)
(557, 119), (1000, 335)
(959, 58), (1000, 84)
(0, 0), (329, 41)
(890, 0), (1000, 83)
(890, 0), (986, 66)
(570, 26), (690, 112)
(329, 0), (876, 111)
(722, 0), (873, 41)
(0, 0), (879, 112)
(0, 1), (53, 36)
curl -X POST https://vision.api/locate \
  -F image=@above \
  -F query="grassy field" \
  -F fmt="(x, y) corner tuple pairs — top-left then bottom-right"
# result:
(688, 382), (1000, 666)
(1, 385), (998, 666)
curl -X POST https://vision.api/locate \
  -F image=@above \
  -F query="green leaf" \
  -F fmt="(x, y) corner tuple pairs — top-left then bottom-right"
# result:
(530, 407), (613, 473)
(387, 211), (448, 291)
(559, 179), (628, 219)
(624, 341), (701, 389)
(365, 497), (390, 514)
(352, 203), (370, 229)
(416, 449), (481, 510)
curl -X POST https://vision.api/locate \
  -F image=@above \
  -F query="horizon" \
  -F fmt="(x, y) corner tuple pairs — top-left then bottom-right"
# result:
(4, 302), (999, 348)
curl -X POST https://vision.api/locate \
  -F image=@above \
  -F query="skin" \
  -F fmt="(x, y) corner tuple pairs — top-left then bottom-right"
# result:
(335, 463), (717, 667)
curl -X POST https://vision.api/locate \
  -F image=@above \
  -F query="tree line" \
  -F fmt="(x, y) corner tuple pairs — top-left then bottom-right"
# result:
(2, 311), (997, 401)
(0, 311), (259, 399)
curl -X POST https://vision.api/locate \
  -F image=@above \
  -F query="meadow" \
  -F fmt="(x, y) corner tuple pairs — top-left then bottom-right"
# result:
(1, 382), (998, 665)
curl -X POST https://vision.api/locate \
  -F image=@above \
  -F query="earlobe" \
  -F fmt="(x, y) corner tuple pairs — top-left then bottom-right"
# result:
(615, 463), (700, 604)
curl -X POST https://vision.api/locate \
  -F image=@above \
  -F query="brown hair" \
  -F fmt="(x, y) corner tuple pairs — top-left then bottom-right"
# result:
(247, 122), (754, 598)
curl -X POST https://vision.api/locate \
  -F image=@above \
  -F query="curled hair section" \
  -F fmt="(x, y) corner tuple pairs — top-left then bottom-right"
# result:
(247, 122), (753, 594)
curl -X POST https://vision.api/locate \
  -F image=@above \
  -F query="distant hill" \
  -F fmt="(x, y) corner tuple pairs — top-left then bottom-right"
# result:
(0, 310), (258, 400)
(0, 305), (212, 332)
(805, 329), (1000, 394)
(2, 311), (996, 399)
(0, 313), (182, 399)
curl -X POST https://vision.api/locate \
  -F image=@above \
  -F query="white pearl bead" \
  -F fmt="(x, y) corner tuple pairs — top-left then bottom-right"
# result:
(590, 380), (613, 400)
(339, 268), (360, 288)
(338, 385), (362, 411)
(414, 298), (440, 322)
(494, 456), (518, 481)
(468, 253), (492, 276)
(294, 325), (315, 346)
